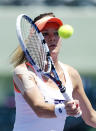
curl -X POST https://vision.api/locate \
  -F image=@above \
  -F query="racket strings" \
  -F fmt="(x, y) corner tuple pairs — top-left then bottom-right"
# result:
(21, 18), (47, 71)
(27, 32), (46, 71)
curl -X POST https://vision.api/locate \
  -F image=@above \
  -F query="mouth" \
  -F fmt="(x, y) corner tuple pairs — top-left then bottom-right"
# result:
(48, 44), (56, 48)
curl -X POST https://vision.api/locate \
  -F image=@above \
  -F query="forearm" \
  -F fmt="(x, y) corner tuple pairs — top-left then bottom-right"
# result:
(33, 102), (56, 118)
(23, 90), (56, 118)
(85, 110), (96, 128)
(23, 89), (69, 118)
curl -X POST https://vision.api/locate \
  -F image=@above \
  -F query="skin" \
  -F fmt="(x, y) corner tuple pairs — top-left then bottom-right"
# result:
(14, 21), (96, 127)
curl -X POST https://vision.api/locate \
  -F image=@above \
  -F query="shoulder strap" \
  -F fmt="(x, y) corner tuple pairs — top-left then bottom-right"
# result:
(59, 62), (73, 90)
(13, 80), (21, 93)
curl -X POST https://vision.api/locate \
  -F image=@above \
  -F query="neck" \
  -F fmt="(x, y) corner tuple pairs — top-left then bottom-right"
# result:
(42, 59), (60, 82)
(52, 57), (60, 70)
(54, 60), (59, 70)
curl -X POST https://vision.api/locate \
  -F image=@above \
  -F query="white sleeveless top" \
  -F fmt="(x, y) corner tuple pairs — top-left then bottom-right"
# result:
(13, 63), (73, 131)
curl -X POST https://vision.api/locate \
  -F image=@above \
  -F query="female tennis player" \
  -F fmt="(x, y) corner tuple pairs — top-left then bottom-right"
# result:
(11, 13), (96, 131)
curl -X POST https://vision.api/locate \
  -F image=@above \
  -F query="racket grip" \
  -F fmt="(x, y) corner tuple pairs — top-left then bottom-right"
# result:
(62, 92), (82, 118)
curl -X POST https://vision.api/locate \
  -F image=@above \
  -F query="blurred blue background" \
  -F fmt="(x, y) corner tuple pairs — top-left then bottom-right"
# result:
(0, 0), (96, 131)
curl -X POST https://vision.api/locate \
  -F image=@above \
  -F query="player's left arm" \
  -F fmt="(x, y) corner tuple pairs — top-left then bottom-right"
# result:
(69, 67), (96, 128)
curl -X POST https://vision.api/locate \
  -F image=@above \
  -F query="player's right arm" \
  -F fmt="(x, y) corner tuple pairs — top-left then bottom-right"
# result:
(13, 64), (56, 118)
(13, 64), (80, 118)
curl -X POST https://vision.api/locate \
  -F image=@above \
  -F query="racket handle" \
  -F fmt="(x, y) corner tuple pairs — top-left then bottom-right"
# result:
(62, 92), (82, 118)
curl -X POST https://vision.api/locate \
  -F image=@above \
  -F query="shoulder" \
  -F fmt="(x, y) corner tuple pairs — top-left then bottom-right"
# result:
(13, 63), (28, 84)
(66, 64), (81, 80)
(14, 63), (27, 71)
(14, 63), (34, 75)
(13, 63), (36, 80)
(60, 62), (82, 89)
(60, 62), (79, 76)
(13, 63), (37, 82)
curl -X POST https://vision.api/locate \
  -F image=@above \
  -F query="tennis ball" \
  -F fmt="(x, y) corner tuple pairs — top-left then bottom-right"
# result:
(58, 24), (74, 39)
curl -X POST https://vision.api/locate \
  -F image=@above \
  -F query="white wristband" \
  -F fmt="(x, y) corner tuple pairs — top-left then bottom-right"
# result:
(54, 104), (67, 118)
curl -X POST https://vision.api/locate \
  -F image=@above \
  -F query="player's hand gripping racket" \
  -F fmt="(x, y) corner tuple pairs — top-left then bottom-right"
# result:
(16, 14), (82, 118)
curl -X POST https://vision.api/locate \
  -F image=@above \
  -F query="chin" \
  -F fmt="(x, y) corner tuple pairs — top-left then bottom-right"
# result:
(50, 51), (58, 58)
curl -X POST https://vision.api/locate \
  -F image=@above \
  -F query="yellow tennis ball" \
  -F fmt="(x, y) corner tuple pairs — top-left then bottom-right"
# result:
(58, 24), (74, 39)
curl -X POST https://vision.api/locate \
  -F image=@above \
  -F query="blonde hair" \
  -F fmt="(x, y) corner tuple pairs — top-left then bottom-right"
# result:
(10, 45), (26, 67)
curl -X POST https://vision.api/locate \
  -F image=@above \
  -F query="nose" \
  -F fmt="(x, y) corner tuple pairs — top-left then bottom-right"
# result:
(48, 33), (55, 42)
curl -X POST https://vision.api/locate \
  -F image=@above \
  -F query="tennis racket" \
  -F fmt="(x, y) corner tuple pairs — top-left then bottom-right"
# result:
(16, 14), (82, 117)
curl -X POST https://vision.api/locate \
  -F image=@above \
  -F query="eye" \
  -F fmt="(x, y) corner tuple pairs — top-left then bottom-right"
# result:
(54, 31), (59, 36)
(42, 32), (49, 37)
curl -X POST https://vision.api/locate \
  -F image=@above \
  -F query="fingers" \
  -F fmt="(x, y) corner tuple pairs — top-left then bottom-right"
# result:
(64, 100), (82, 117)
(66, 106), (81, 116)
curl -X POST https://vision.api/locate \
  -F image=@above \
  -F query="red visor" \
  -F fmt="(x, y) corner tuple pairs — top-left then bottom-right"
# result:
(35, 16), (63, 31)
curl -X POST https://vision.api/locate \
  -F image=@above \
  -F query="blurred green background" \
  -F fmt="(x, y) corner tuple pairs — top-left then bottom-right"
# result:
(0, 1), (96, 131)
